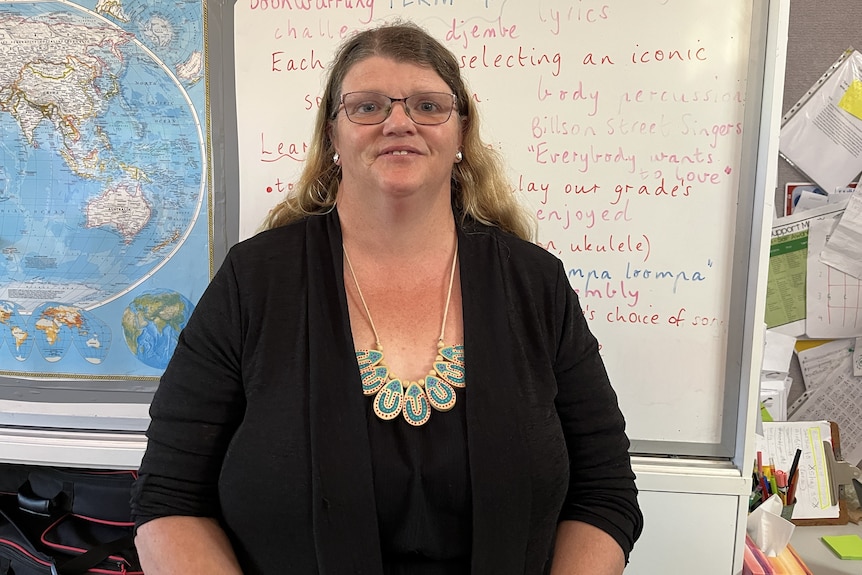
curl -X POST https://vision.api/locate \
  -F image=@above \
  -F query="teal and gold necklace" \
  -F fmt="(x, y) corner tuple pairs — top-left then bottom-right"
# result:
(344, 242), (465, 427)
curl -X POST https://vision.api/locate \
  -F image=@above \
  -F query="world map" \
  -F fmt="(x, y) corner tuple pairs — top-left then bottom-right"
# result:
(0, 1), (207, 378)
(121, 289), (194, 370)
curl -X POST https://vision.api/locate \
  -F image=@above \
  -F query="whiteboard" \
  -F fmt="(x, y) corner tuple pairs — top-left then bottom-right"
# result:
(231, 0), (777, 455)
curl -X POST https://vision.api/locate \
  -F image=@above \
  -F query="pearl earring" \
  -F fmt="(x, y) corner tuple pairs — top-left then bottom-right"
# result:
(333, 152), (340, 164)
(455, 151), (463, 163)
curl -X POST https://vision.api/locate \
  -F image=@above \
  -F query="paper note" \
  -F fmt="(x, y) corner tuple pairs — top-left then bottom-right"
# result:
(833, 183), (859, 200)
(806, 212), (862, 338)
(838, 79), (862, 120)
(821, 534), (862, 559)
(763, 330), (797, 375)
(797, 338), (854, 390)
(820, 186), (862, 279)
(794, 190), (829, 213)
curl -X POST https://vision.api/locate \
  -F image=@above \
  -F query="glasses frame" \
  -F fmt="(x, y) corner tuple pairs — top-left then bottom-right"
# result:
(337, 91), (458, 126)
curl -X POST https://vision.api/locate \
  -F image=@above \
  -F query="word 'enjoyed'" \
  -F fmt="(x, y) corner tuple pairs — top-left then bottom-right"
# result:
(536, 199), (631, 230)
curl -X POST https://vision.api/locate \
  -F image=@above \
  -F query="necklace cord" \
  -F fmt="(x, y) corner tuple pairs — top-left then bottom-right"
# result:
(343, 241), (459, 347)
(438, 244), (458, 342)
(343, 247), (381, 347)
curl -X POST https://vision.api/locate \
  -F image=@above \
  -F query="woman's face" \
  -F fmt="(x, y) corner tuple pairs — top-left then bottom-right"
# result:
(329, 56), (463, 203)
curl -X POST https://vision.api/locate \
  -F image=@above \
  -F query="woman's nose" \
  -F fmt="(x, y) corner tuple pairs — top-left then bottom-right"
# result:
(383, 101), (415, 131)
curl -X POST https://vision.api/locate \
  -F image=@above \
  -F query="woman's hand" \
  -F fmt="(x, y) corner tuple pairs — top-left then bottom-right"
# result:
(135, 516), (244, 575)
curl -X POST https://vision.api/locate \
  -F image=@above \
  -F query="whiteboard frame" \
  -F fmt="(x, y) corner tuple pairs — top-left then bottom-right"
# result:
(626, 0), (784, 460)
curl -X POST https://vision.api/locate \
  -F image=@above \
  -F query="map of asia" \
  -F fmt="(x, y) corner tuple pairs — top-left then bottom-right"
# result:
(0, 0), (208, 379)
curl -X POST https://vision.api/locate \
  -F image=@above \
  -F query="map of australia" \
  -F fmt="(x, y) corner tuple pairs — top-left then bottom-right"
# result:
(0, 1), (206, 376)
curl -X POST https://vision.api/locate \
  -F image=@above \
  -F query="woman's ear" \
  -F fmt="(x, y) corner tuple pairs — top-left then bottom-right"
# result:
(327, 122), (339, 154)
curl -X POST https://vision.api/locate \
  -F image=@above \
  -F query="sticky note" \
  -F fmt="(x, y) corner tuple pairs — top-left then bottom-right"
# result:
(839, 79), (862, 120)
(821, 534), (862, 559)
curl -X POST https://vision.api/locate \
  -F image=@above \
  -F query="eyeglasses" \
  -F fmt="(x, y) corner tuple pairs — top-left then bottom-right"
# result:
(338, 91), (457, 125)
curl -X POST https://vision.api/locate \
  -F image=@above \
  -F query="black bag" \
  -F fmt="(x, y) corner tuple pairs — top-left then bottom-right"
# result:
(0, 466), (142, 575)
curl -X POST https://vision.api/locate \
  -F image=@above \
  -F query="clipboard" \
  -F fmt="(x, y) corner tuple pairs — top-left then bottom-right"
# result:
(792, 421), (859, 526)
(757, 421), (858, 525)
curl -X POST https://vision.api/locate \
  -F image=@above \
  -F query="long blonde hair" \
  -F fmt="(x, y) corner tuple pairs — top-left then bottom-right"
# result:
(260, 21), (535, 242)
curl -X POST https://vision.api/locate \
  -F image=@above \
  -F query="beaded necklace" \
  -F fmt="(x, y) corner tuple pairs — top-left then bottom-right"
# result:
(344, 243), (465, 426)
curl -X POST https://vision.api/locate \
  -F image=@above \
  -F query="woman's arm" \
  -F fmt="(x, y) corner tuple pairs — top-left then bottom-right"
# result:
(550, 520), (625, 575)
(132, 254), (247, 571)
(135, 516), (243, 575)
(550, 264), (644, 564)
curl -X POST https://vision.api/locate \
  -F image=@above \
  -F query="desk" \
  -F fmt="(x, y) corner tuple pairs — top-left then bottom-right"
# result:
(791, 522), (862, 575)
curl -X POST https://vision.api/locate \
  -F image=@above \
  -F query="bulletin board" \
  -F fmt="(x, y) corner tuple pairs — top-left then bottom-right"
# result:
(230, 0), (784, 457)
(771, 0), (862, 424)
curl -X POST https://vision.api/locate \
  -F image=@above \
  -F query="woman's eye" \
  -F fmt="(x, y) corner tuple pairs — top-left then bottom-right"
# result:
(357, 102), (379, 113)
(417, 101), (438, 112)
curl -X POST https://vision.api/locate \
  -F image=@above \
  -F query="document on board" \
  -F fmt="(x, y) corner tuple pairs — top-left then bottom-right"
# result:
(820, 185), (862, 279)
(765, 202), (849, 335)
(806, 208), (862, 338)
(832, 183), (859, 202)
(789, 376), (862, 466)
(762, 330), (797, 376)
(796, 338), (855, 390)
(794, 190), (829, 213)
(779, 48), (862, 193)
(757, 421), (838, 519)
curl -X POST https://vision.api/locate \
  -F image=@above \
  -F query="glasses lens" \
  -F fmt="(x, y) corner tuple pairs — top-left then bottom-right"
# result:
(405, 93), (455, 125)
(341, 92), (390, 125)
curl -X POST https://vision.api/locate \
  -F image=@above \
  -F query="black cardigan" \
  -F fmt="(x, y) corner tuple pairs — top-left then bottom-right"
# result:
(132, 210), (643, 574)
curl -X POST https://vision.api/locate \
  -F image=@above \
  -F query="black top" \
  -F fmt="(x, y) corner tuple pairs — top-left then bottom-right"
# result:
(131, 210), (643, 575)
(368, 396), (471, 574)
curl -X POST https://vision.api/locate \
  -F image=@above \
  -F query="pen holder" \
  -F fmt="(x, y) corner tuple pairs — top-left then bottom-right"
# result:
(780, 498), (796, 521)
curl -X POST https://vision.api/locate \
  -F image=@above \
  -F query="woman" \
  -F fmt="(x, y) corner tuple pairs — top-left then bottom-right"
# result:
(132, 21), (643, 575)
